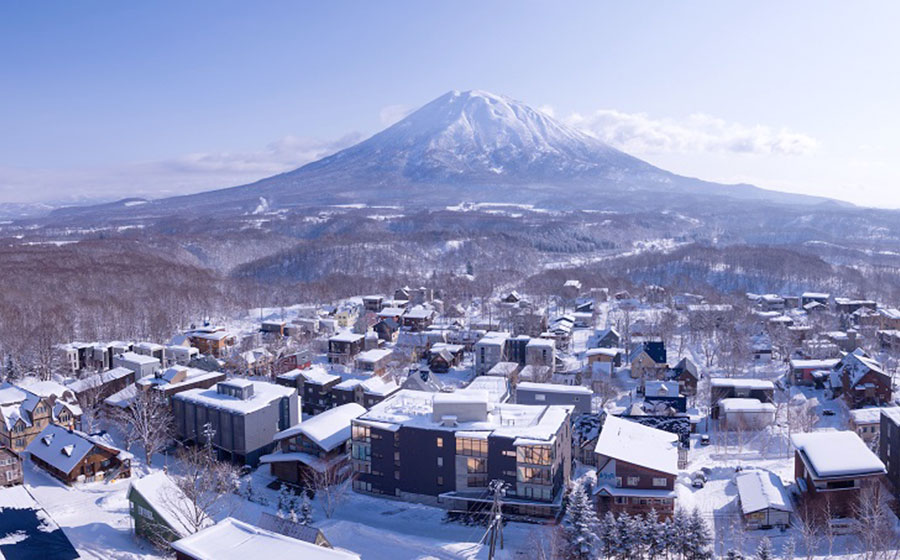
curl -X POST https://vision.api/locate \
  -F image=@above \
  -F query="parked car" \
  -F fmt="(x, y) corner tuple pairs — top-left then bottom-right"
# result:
(700, 434), (710, 446)
(822, 409), (836, 416)
(691, 477), (705, 489)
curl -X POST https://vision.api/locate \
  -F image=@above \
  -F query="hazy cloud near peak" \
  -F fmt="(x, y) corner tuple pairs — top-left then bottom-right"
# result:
(0, 133), (362, 204)
(565, 109), (818, 156)
(379, 104), (414, 126)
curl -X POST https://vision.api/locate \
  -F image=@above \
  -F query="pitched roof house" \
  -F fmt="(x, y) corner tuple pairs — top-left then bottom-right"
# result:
(593, 415), (681, 520)
(26, 424), (131, 484)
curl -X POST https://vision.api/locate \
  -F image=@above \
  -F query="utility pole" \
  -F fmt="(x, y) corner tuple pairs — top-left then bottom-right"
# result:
(483, 479), (507, 560)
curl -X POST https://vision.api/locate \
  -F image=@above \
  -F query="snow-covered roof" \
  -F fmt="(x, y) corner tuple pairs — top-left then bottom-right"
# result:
(840, 351), (888, 387)
(279, 366), (340, 386)
(486, 362), (519, 376)
(357, 390), (570, 444)
(462, 376), (510, 402)
(516, 382), (592, 395)
(720, 398), (776, 413)
(173, 380), (295, 415)
(710, 378), (774, 390)
(355, 348), (393, 363)
(802, 292), (830, 299)
(171, 517), (360, 560)
(117, 351), (161, 366)
(129, 471), (209, 538)
(329, 331), (365, 343)
(274, 403), (366, 451)
(850, 407), (893, 425)
(66, 367), (133, 394)
(791, 431), (885, 479)
(586, 348), (619, 358)
(736, 470), (793, 514)
(594, 415), (679, 475)
(103, 384), (138, 409)
(790, 358), (839, 370)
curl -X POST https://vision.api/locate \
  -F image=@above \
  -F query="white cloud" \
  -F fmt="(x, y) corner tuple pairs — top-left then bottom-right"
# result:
(379, 104), (414, 126)
(0, 133), (362, 204)
(565, 109), (818, 156)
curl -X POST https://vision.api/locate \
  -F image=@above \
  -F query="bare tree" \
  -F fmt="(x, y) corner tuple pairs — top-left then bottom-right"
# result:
(854, 482), (900, 560)
(109, 388), (172, 467)
(305, 464), (355, 519)
(75, 383), (105, 434)
(172, 440), (240, 533)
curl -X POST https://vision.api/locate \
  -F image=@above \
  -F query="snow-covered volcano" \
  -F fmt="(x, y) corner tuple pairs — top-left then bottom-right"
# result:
(291, 89), (663, 186)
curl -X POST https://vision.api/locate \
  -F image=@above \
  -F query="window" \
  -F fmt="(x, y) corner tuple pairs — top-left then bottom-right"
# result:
(627, 477), (639, 487)
(436, 437), (444, 448)
(653, 477), (667, 487)
(502, 450), (516, 458)
(437, 457), (443, 467)
(615, 496), (626, 504)
(535, 394), (546, 402)
(517, 445), (552, 466)
(351, 443), (371, 461)
(136, 504), (154, 520)
(352, 424), (370, 443)
(615, 477), (622, 488)
(437, 476), (444, 486)
(517, 466), (551, 485)
(456, 437), (488, 457)
(467, 457), (487, 474)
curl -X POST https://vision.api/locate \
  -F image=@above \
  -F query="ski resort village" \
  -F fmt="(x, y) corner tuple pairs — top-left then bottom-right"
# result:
(1, 284), (900, 559)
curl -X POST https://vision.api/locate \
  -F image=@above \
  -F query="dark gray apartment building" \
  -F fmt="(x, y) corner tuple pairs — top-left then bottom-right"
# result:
(880, 407), (900, 498)
(172, 379), (299, 466)
(350, 389), (572, 519)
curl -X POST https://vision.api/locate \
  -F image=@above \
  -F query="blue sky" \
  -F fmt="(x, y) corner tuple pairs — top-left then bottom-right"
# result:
(2, 1), (898, 206)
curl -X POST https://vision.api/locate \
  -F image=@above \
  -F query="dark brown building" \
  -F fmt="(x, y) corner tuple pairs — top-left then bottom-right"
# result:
(26, 424), (131, 485)
(792, 431), (885, 519)
(262, 403), (365, 487)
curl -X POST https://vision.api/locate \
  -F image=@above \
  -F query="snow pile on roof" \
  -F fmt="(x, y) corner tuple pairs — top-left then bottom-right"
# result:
(790, 358), (840, 370)
(117, 351), (160, 366)
(710, 378), (775, 390)
(736, 469), (793, 514)
(720, 398), (776, 413)
(173, 380), (295, 415)
(274, 403), (365, 451)
(791, 431), (885, 478)
(171, 517), (360, 560)
(329, 331), (365, 343)
(594, 415), (679, 475)
(850, 407), (894, 425)
(516, 382), (592, 395)
(355, 348), (393, 363)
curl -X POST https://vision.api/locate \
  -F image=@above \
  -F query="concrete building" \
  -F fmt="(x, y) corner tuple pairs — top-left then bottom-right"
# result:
(515, 382), (592, 416)
(172, 379), (299, 466)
